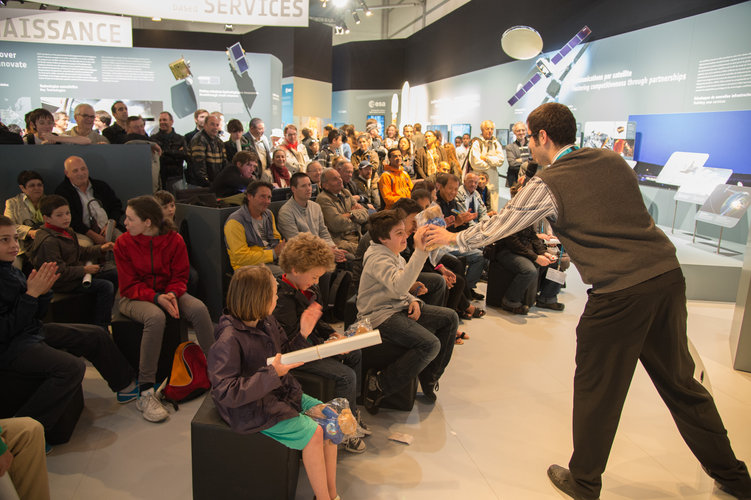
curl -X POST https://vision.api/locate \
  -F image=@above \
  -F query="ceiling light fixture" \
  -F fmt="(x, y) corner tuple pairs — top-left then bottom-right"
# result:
(352, 11), (360, 24)
(361, 0), (372, 15)
(152, 16), (162, 21)
(224, 24), (233, 32)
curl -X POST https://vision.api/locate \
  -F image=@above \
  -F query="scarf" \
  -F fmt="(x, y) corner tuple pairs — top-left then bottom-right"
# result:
(271, 164), (291, 188)
(44, 222), (74, 239)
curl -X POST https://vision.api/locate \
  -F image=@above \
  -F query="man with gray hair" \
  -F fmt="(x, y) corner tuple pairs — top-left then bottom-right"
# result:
(456, 172), (493, 225)
(244, 117), (272, 171)
(64, 103), (109, 144)
(316, 167), (368, 254)
(468, 119), (505, 197)
(505, 121), (531, 187)
(188, 114), (226, 187)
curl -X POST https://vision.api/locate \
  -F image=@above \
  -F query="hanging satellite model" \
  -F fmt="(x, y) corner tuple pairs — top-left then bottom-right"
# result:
(169, 56), (193, 81)
(227, 42), (250, 75)
(507, 26), (592, 106)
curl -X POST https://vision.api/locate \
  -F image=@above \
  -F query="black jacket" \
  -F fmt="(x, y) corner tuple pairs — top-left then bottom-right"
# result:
(151, 129), (189, 178)
(102, 123), (127, 144)
(54, 177), (124, 235)
(0, 261), (47, 364)
(273, 277), (336, 345)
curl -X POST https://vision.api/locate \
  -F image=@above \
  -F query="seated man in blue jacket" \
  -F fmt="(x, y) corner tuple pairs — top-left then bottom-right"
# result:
(0, 215), (135, 443)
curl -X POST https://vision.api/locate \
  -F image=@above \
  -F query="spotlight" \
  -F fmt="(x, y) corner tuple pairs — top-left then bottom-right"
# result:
(361, 0), (372, 15)
(224, 24), (233, 32)
(334, 25), (343, 35)
(39, 3), (47, 9)
(353, 11), (360, 24)
(343, 22), (350, 34)
(152, 16), (162, 21)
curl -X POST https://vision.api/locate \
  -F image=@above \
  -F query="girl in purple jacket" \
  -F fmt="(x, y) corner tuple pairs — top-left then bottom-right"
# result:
(207, 265), (341, 500)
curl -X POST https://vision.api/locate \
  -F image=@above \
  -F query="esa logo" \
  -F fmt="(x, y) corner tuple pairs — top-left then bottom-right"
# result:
(368, 100), (386, 108)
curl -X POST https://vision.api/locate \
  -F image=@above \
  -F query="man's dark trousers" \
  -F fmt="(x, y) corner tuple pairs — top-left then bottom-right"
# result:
(569, 268), (751, 498)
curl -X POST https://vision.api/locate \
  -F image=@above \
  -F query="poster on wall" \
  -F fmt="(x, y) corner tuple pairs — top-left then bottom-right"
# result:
(582, 121), (635, 160)
(0, 41), (282, 136)
(366, 114), (385, 136)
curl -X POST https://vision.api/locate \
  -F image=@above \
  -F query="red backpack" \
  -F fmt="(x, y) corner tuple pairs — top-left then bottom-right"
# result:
(163, 341), (210, 404)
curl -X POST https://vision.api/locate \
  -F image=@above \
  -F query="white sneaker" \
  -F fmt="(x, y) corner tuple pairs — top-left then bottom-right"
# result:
(136, 389), (169, 423)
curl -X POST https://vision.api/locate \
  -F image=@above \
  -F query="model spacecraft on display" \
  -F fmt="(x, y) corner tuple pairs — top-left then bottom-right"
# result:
(507, 26), (592, 106)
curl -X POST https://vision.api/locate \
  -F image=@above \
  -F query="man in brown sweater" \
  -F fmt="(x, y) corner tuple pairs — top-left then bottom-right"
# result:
(425, 103), (751, 500)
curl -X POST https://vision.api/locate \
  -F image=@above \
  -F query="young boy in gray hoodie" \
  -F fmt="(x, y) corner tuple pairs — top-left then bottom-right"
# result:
(357, 210), (457, 414)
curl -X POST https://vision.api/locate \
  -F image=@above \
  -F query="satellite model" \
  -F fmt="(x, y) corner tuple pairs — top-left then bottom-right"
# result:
(227, 42), (250, 75)
(507, 26), (592, 106)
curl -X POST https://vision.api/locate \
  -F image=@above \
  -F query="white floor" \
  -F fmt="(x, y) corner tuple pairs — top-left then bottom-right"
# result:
(47, 268), (751, 500)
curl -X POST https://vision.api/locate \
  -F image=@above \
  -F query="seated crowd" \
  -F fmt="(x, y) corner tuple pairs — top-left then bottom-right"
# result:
(1, 109), (569, 499)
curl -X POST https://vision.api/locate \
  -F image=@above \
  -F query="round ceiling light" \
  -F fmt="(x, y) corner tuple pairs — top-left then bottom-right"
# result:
(501, 26), (543, 60)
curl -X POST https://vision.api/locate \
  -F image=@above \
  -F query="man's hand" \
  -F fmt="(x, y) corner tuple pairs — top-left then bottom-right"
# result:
(443, 215), (455, 226)
(332, 247), (348, 263)
(157, 293), (180, 318)
(407, 300), (421, 320)
(535, 255), (552, 267)
(101, 242), (115, 252)
(438, 266), (456, 288)
(537, 233), (552, 241)
(270, 353), (303, 377)
(352, 203), (364, 211)
(83, 264), (101, 274)
(273, 239), (286, 258)
(26, 261), (60, 297)
(456, 211), (476, 225)
(87, 230), (106, 245)
(409, 281), (428, 296)
(29, 229), (39, 239)
(425, 226), (456, 248)
(300, 302), (323, 338)
(0, 449), (13, 477)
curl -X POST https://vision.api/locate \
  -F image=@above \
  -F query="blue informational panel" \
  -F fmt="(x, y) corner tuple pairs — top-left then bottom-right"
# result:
(282, 83), (294, 126)
(628, 110), (751, 177)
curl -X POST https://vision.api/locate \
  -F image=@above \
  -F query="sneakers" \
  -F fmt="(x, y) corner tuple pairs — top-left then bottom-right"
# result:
(354, 409), (372, 436)
(536, 300), (565, 311)
(136, 389), (169, 423)
(117, 380), (139, 404)
(363, 369), (384, 415)
(342, 436), (367, 454)
(501, 303), (529, 315)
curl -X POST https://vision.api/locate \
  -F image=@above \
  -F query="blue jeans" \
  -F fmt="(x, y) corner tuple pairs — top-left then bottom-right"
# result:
(377, 304), (458, 395)
(496, 249), (561, 307)
(450, 249), (484, 293)
(292, 349), (362, 410)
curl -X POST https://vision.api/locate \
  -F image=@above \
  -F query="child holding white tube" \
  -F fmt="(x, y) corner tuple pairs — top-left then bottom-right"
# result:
(207, 265), (341, 500)
(31, 194), (116, 328)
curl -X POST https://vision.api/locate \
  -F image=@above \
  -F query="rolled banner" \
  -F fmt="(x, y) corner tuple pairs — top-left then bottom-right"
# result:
(82, 260), (93, 288)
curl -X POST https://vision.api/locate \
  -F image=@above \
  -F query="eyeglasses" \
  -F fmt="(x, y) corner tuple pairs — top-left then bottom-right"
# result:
(526, 131), (540, 141)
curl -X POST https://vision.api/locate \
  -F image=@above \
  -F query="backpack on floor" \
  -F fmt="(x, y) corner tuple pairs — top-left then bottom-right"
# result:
(163, 341), (210, 405)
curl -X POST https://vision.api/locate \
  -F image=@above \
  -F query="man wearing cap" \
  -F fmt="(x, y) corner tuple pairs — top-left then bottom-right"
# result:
(353, 160), (381, 210)
(378, 148), (413, 209)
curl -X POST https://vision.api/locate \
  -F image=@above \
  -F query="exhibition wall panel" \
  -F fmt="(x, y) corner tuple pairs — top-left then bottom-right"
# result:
(0, 41), (282, 134)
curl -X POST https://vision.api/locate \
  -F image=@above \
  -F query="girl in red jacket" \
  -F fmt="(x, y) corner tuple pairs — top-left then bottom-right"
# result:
(208, 266), (340, 500)
(114, 196), (213, 423)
